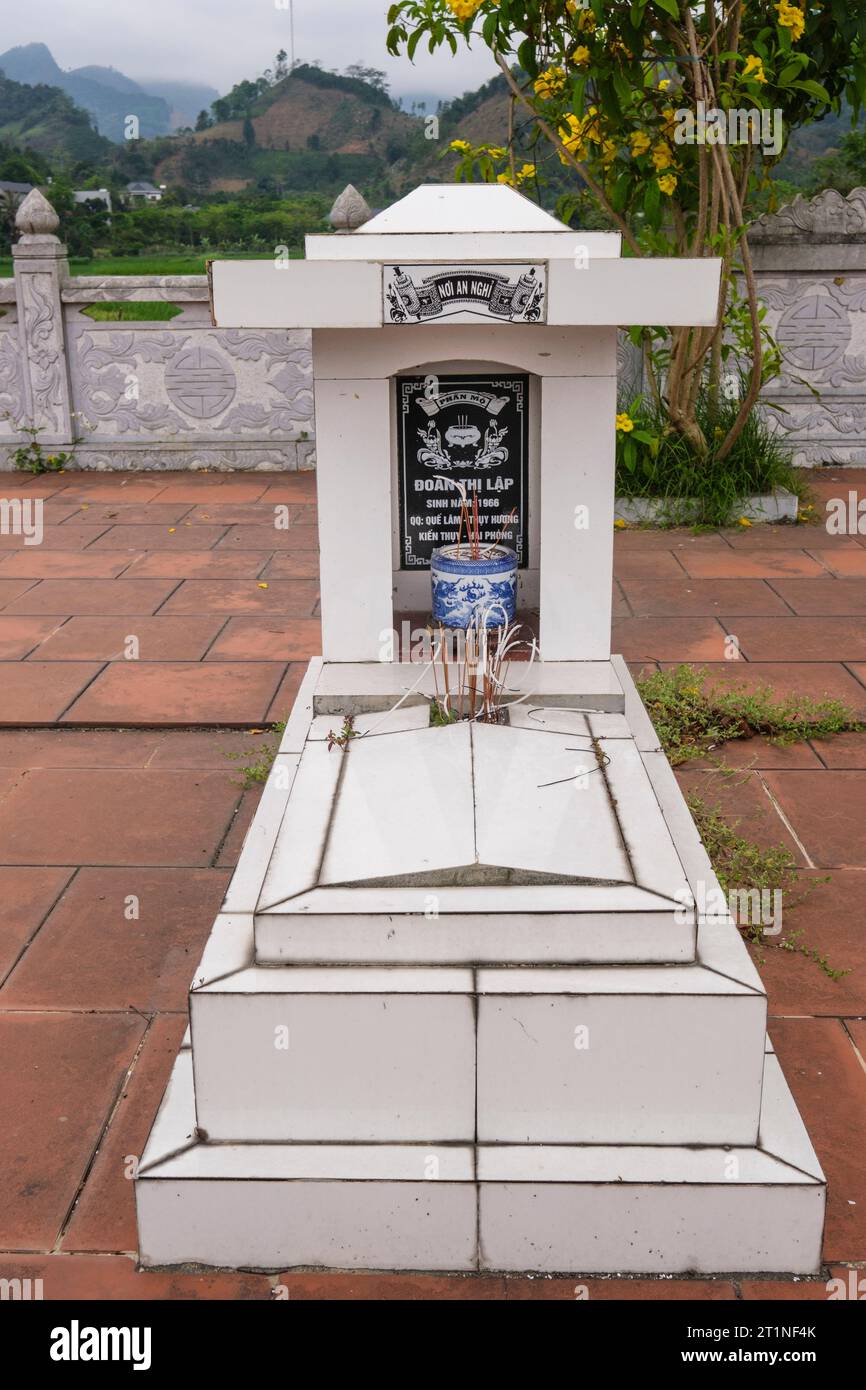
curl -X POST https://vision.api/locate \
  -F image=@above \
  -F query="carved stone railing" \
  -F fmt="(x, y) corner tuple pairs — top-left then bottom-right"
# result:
(749, 187), (866, 467)
(0, 189), (315, 471)
(3, 186), (866, 470)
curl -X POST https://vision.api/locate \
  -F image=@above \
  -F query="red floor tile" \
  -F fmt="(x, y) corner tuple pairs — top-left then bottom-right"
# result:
(675, 765), (806, 864)
(729, 617), (866, 662)
(62, 662), (286, 725)
(753, 870), (866, 1017)
(260, 551), (320, 579)
(145, 481), (271, 504)
(0, 866), (73, 981)
(158, 579), (318, 615)
(2, 579), (179, 616)
(0, 663), (103, 722)
(0, 526), (111, 551)
(89, 524), (230, 551)
(0, 768), (240, 866)
(215, 524), (319, 551)
(216, 787), (262, 867)
(123, 551), (270, 579)
(0, 728), (164, 769)
(612, 616), (728, 662)
(502, 1277), (736, 1300)
(57, 502), (195, 526)
(0, 578), (38, 606)
(808, 549), (866, 577)
(679, 551), (828, 579)
(770, 578), (866, 615)
(266, 662), (307, 722)
(204, 617), (322, 660)
(620, 578), (789, 617)
(2, 867), (229, 1011)
(811, 731), (866, 768)
(0, 552), (140, 579)
(0, 1253), (271, 1298)
(762, 771), (866, 868)
(61, 1015), (188, 1253)
(31, 617), (225, 662)
(768, 1018), (866, 1264)
(0, 616), (63, 659)
(0, 1012), (145, 1248)
(665, 661), (866, 717)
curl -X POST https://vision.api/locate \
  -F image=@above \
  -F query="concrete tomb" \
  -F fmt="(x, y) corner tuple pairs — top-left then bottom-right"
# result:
(137, 184), (824, 1274)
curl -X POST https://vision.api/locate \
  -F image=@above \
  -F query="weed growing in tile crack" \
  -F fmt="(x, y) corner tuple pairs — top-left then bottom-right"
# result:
(687, 794), (847, 981)
(637, 664), (863, 767)
(226, 721), (286, 788)
(326, 715), (358, 751)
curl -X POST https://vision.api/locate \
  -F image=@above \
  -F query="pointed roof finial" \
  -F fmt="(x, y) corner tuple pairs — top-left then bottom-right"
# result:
(328, 184), (372, 233)
(15, 187), (60, 237)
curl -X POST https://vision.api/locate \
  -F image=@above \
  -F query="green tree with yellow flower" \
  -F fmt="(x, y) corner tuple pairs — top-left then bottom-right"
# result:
(387, 1), (866, 465)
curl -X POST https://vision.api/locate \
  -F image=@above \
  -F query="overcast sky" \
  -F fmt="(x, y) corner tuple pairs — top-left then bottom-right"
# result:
(2, 0), (497, 102)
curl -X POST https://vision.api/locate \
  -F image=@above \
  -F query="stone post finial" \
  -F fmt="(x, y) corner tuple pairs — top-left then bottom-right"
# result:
(328, 184), (372, 233)
(15, 187), (60, 237)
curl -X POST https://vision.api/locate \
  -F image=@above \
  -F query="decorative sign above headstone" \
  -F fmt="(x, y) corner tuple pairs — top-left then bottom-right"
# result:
(384, 264), (546, 324)
(396, 372), (529, 570)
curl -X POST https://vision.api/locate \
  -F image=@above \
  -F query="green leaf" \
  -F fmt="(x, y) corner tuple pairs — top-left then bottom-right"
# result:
(792, 79), (831, 102)
(653, 0), (680, 16)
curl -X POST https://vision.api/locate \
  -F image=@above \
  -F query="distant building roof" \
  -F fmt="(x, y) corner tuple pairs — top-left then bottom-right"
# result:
(0, 179), (34, 196)
(74, 188), (112, 209)
(127, 181), (161, 194)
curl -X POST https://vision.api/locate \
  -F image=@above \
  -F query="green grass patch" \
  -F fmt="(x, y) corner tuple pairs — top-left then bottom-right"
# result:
(636, 663), (863, 766)
(81, 301), (183, 322)
(617, 388), (805, 527)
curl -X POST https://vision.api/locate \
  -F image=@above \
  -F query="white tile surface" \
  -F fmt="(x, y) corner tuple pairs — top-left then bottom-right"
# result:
(477, 991), (765, 1144)
(138, 1178), (477, 1271)
(221, 755), (301, 915)
(211, 258), (381, 329)
(192, 990), (475, 1141)
(320, 723), (475, 886)
(255, 906), (695, 966)
(479, 1184), (823, 1273)
(539, 373), (617, 661)
(190, 914), (254, 991)
(472, 723), (631, 883)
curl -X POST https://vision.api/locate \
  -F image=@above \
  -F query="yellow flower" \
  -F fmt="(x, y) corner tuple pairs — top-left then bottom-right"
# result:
(661, 105), (678, 138)
(738, 517), (753, 527)
(534, 65), (567, 99)
(610, 40), (632, 59)
(516, 162), (536, 183)
(658, 78), (671, 90)
(497, 170), (515, 185)
(446, 0), (487, 19)
(774, 2), (805, 40)
(601, 137), (618, 166)
(743, 54), (768, 84)
(615, 412), (635, 433)
(450, 139), (471, 154)
(576, 8), (596, 32)
(583, 105), (604, 142)
(651, 141), (674, 170)
(558, 112), (589, 162)
(657, 172), (678, 195)
(571, 45), (591, 66)
(614, 518), (628, 529)
(629, 130), (651, 157)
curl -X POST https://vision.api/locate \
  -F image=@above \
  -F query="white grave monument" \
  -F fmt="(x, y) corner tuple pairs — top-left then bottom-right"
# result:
(137, 185), (825, 1274)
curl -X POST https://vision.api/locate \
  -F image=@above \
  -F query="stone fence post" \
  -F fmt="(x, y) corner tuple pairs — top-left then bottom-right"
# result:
(11, 188), (75, 446)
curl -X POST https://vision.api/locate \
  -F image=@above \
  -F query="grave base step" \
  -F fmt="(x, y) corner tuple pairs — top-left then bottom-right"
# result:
(136, 1049), (824, 1275)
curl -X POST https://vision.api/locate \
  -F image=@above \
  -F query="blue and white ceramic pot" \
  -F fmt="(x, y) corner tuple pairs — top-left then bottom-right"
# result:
(430, 544), (517, 628)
